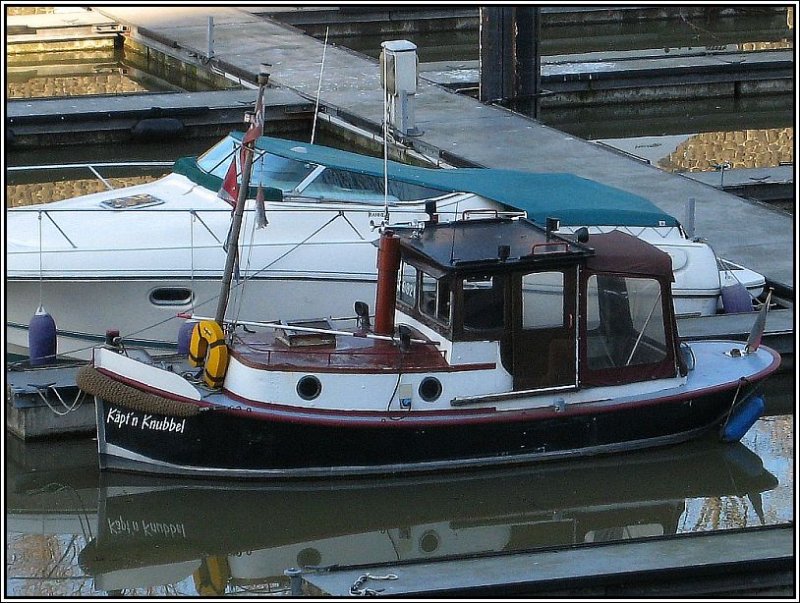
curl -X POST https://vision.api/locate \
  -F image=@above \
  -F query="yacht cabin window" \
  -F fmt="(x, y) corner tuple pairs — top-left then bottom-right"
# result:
(250, 154), (317, 191)
(304, 169), (444, 204)
(585, 274), (667, 370)
(197, 137), (316, 192)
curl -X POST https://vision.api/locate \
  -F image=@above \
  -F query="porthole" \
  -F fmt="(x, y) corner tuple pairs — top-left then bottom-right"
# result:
(419, 530), (440, 554)
(296, 547), (322, 567)
(149, 287), (193, 306)
(418, 377), (442, 402)
(297, 375), (322, 400)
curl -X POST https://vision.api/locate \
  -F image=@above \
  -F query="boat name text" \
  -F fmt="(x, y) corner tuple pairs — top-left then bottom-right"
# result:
(106, 407), (186, 433)
(107, 514), (187, 538)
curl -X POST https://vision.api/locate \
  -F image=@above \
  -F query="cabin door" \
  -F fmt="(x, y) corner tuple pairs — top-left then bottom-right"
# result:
(511, 268), (578, 390)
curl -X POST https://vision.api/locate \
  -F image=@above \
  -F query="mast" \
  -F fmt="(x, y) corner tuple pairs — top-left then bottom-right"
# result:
(214, 66), (270, 324)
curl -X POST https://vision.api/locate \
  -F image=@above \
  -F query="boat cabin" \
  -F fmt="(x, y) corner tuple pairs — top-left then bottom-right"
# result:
(389, 217), (683, 391)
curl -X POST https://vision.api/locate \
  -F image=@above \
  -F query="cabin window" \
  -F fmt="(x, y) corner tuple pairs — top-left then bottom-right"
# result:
(586, 275), (667, 370)
(304, 169), (397, 203)
(463, 275), (505, 331)
(521, 271), (564, 329)
(420, 272), (452, 325)
(196, 136), (237, 175)
(397, 261), (418, 306)
(386, 180), (446, 202)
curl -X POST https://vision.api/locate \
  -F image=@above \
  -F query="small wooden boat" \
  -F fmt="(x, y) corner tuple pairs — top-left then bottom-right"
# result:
(77, 210), (780, 478)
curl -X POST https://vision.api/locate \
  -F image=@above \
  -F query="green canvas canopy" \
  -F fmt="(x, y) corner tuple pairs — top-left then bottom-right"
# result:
(176, 132), (680, 228)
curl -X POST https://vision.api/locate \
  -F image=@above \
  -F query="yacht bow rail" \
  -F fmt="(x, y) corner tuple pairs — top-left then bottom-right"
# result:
(7, 161), (175, 191)
(7, 162), (175, 171)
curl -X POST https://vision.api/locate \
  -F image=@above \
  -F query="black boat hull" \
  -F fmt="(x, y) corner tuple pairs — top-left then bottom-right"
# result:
(95, 389), (745, 479)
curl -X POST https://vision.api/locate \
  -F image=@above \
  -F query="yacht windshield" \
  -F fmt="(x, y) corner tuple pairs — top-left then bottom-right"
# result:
(196, 136), (449, 204)
(196, 137), (317, 192)
(303, 167), (446, 204)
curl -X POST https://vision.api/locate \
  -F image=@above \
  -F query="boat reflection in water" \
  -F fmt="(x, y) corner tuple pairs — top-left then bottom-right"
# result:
(76, 436), (778, 596)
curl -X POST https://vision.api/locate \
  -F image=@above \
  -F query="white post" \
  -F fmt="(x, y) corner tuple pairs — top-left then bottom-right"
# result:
(206, 17), (215, 60)
(684, 197), (696, 239)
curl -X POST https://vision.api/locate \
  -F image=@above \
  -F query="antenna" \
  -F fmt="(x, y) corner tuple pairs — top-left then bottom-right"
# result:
(449, 198), (460, 264)
(310, 27), (329, 144)
(382, 46), (390, 225)
(37, 210), (43, 308)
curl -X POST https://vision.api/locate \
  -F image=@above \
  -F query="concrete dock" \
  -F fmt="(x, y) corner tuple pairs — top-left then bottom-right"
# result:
(84, 6), (793, 292)
(6, 360), (95, 440)
(681, 164), (794, 205)
(5, 88), (313, 146)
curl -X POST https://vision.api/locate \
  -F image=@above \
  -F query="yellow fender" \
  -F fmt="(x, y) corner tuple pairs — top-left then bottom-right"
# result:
(193, 555), (230, 596)
(188, 320), (229, 388)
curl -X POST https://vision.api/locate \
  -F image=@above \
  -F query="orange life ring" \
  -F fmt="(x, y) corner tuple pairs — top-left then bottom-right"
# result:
(188, 320), (229, 388)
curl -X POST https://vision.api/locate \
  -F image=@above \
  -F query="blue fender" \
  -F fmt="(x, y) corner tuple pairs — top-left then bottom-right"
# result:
(721, 394), (765, 442)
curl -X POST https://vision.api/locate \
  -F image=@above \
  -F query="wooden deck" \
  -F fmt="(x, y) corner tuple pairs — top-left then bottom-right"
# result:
(231, 328), (453, 373)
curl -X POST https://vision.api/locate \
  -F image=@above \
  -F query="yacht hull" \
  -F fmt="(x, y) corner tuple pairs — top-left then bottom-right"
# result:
(6, 275), (376, 359)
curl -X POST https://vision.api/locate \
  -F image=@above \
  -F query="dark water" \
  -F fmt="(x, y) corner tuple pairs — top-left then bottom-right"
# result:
(5, 373), (794, 597)
(327, 8), (793, 63)
(6, 44), (230, 100)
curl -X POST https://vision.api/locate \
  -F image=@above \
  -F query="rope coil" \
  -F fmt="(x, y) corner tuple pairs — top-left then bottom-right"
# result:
(76, 364), (201, 418)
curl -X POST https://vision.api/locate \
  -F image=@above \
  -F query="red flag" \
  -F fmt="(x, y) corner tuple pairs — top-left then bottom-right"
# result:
(222, 87), (264, 208)
(218, 157), (239, 207)
(242, 88), (264, 147)
(240, 88), (265, 167)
